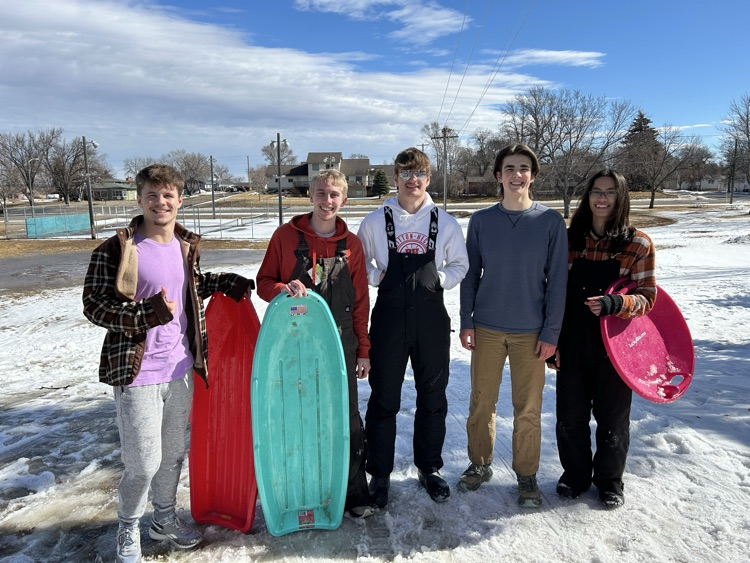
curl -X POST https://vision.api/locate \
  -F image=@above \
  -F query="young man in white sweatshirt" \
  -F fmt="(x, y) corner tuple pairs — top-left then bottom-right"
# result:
(357, 147), (469, 508)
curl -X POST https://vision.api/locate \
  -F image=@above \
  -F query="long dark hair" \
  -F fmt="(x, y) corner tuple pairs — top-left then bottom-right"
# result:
(568, 169), (635, 252)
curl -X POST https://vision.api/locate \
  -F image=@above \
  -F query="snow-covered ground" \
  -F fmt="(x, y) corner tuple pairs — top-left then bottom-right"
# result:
(1, 203), (749, 562)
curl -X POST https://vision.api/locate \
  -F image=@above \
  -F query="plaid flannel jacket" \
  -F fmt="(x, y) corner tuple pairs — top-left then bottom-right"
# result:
(569, 229), (656, 319)
(82, 216), (252, 387)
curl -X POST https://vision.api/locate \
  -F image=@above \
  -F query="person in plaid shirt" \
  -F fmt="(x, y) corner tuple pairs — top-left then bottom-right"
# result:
(547, 168), (656, 510)
(82, 164), (253, 563)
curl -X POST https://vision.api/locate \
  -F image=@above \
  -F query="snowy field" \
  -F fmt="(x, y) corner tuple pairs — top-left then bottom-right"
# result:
(1, 202), (749, 562)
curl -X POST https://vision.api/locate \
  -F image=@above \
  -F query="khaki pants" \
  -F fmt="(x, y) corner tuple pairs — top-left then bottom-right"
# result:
(466, 327), (545, 476)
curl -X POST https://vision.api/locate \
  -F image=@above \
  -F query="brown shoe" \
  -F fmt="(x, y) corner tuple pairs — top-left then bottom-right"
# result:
(517, 474), (542, 508)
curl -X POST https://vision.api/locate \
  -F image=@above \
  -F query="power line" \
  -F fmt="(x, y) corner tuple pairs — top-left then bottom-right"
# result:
(443, 0), (492, 128)
(456, 0), (537, 137)
(436, 0), (471, 126)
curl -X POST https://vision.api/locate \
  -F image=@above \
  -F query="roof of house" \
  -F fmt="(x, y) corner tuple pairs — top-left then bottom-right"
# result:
(306, 152), (343, 164)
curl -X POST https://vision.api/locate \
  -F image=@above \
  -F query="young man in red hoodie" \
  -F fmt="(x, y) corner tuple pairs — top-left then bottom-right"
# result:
(256, 168), (372, 518)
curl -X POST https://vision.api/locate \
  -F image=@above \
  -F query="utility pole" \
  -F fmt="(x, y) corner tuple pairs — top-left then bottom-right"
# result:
(271, 132), (287, 225)
(82, 137), (98, 239)
(210, 155), (216, 219)
(431, 126), (458, 211)
(728, 138), (738, 205)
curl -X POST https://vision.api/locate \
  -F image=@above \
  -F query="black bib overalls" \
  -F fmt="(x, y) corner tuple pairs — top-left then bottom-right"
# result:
(365, 207), (451, 477)
(555, 255), (633, 495)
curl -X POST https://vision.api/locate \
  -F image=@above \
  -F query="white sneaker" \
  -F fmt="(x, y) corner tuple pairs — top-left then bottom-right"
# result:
(116, 523), (142, 563)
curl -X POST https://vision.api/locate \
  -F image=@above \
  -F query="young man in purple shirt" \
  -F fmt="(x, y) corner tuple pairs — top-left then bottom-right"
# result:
(83, 164), (253, 563)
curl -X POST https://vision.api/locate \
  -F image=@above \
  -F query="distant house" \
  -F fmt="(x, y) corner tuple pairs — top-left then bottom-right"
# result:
(200, 179), (235, 193)
(266, 153), (391, 197)
(663, 175), (749, 192)
(90, 178), (136, 201)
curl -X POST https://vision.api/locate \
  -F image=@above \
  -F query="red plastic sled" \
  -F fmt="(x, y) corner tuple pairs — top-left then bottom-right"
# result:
(601, 278), (694, 403)
(190, 292), (260, 532)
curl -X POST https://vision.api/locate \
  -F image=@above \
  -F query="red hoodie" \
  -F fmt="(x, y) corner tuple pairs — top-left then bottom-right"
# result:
(256, 213), (370, 359)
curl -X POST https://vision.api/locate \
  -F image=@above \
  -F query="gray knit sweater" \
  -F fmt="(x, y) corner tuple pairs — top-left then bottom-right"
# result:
(459, 202), (568, 346)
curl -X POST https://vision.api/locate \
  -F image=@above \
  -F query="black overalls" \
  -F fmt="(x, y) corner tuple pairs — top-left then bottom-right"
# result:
(365, 207), (451, 478)
(289, 232), (370, 510)
(555, 252), (633, 496)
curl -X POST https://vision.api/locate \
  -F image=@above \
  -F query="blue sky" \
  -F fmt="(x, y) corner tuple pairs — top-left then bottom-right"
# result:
(1, 0), (747, 179)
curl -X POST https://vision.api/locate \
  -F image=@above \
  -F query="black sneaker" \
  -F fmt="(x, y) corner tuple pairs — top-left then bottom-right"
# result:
(457, 463), (493, 492)
(368, 476), (390, 509)
(148, 513), (202, 550)
(556, 481), (582, 499)
(418, 469), (450, 502)
(600, 490), (625, 509)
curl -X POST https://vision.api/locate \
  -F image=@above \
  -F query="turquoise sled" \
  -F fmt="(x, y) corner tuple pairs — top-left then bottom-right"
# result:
(251, 291), (349, 536)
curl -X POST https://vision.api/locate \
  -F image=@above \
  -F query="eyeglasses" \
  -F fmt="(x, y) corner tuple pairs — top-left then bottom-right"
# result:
(398, 169), (428, 180)
(589, 190), (617, 200)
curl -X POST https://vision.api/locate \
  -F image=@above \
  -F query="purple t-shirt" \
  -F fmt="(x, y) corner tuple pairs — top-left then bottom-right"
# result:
(130, 233), (194, 386)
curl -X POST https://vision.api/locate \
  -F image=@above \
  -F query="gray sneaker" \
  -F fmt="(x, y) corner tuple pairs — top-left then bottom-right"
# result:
(517, 474), (542, 508)
(148, 512), (202, 549)
(457, 463), (493, 492)
(116, 524), (142, 563)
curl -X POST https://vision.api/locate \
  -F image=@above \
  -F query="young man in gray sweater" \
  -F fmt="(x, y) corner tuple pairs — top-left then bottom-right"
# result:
(458, 144), (567, 507)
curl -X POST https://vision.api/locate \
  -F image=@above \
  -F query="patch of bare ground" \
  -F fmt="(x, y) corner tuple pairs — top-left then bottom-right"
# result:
(0, 238), (268, 259)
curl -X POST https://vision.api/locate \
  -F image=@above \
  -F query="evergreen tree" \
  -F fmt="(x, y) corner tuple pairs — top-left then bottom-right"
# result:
(372, 169), (390, 198)
(618, 111), (662, 191)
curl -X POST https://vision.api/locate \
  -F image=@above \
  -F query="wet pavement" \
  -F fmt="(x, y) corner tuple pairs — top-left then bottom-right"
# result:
(0, 249), (266, 295)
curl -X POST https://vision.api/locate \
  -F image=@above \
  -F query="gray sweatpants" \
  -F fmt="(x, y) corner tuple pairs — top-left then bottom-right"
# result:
(114, 373), (193, 526)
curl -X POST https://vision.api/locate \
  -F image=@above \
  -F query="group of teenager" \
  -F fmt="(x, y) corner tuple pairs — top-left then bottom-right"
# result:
(83, 144), (656, 563)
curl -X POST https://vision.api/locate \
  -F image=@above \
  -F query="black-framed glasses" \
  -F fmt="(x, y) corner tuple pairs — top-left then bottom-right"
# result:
(589, 190), (617, 199)
(398, 169), (428, 180)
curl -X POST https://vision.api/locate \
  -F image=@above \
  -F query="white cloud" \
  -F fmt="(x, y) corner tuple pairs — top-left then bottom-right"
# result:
(498, 48), (606, 69)
(0, 0), (541, 176)
(295, 0), (469, 46)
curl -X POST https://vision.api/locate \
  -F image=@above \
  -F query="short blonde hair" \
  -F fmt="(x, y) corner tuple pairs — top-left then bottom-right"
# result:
(311, 169), (348, 197)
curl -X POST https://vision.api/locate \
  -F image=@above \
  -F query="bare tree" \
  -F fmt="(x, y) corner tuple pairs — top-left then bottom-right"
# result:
(247, 165), (268, 192)
(503, 86), (558, 159)
(675, 143), (716, 190)
(123, 157), (158, 179)
(469, 128), (505, 178)
(0, 128), (62, 208)
(502, 87), (637, 216)
(616, 123), (700, 208)
(210, 163), (231, 183)
(0, 155), (22, 213)
(420, 122), (460, 174)
(721, 94), (750, 194)
(719, 136), (742, 202)
(161, 150), (211, 195)
(41, 136), (110, 204)
(43, 137), (85, 204)
(261, 142), (297, 167)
